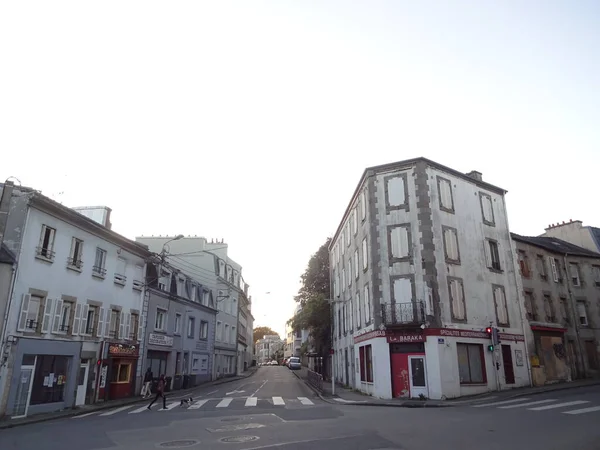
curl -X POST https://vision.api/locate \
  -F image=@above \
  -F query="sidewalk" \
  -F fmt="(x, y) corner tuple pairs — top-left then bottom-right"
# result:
(0, 366), (258, 430)
(292, 365), (600, 408)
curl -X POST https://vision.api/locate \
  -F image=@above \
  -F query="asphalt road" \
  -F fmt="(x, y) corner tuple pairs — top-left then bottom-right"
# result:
(0, 367), (599, 450)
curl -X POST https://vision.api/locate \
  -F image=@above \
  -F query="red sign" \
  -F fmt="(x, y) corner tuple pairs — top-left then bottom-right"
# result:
(108, 343), (139, 357)
(387, 331), (424, 343)
(352, 327), (525, 345)
(353, 330), (386, 344)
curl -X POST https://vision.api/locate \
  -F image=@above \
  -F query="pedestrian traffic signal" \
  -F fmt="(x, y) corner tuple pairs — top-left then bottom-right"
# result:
(487, 344), (494, 352)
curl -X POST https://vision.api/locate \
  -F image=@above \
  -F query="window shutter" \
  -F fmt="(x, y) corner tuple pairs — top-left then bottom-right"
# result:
(41, 298), (54, 333)
(104, 310), (111, 338)
(80, 304), (89, 335)
(119, 311), (125, 339)
(17, 294), (31, 331)
(125, 313), (131, 340)
(97, 307), (105, 338)
(72, 303), (82, 336)
(549, 257), (559, 282)
(52, 299), (63, 333)
(137, 314), (143, 341)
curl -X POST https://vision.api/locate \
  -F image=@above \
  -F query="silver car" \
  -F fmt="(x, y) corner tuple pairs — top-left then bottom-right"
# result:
(288, 357), (301, 370)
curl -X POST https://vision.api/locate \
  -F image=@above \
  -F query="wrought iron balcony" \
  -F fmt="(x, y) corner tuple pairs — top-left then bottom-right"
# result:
(381, 301), (425, 327)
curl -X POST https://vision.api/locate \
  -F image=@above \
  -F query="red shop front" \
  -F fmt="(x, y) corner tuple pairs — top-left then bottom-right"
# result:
(388, 330), (426, 399)
(98, 342), (139, 401)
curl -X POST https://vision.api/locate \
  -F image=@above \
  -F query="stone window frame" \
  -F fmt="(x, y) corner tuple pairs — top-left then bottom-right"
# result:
(442, 225), (461, 265)
(479, 192), (496, 227)
(447, 276), (467, 323)
(436, 175), (455, 214)
(383, 173), (409, 212)
(387, 224), (412, 264)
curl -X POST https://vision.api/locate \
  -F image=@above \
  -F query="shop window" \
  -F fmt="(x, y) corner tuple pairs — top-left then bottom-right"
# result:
(457, 343), (486, 384)
(111, 362), (131, 383)
(358, 345), (373, 383)
(30, 355), (70, 405)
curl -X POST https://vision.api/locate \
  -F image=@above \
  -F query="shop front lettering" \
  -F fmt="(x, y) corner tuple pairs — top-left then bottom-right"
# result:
(387, 333), (424, 343)
(108, 344), (139, 357)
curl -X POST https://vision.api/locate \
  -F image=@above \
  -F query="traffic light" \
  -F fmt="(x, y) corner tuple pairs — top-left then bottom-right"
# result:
(485, 327), (492, 335)
(485, 327), (494, 352)
(487, 344), (495, 352)
(492, 328), (501, 346)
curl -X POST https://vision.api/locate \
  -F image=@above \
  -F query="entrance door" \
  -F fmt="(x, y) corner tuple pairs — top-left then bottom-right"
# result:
(501, 345), (515, 384)
(408, 356), (427, 398)
(13, 364), (36, 418)
(76, 362), (89, 406)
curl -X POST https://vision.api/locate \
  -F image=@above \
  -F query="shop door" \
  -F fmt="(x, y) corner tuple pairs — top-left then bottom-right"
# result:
(76, 363), (89, 406)
(13, 364), (36, 418)
(408, 356), (428, 398)
(501, 345), (515, 384)
(391, 353), (409, 398)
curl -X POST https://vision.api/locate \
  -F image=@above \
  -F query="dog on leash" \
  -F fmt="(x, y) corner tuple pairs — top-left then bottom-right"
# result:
(180, 397), (194, 407)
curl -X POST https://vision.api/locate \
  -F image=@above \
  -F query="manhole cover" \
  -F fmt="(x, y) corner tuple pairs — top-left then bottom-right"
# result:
(220, 436), (260, 443)
(157, 440), (200, 448)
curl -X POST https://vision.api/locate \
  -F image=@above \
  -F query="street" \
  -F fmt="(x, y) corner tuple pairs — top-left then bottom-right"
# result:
(1, 367), (599, 450)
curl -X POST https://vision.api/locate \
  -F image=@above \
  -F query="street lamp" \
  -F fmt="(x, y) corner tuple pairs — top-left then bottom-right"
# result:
(161, 234), (184, 256)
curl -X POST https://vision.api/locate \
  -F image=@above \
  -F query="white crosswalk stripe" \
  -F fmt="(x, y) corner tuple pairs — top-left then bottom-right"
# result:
(470, 397), (600, 416)
(563, 405), (600, 415)
(245, 397), (257, 406)
(473, 398), (531, 408)
(216, 398), (233, 408)
(529, 400), (589, 411)
(159, 402), (180, 411)
(188, 399), (209, 410)
(298, 397), (314, 405)
(129, 405), (151, 414)
(99, 405), (133, 416)
(272, 396), (285, 405)
(498, 399), (556, 409)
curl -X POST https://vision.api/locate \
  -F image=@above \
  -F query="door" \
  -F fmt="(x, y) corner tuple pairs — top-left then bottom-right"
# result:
(408, 356), (427, 398)
(12, 364), (36, 418)
(76, 363), (89, 406)
(501, 345), (515, 384)
(391, 353), (410, 398)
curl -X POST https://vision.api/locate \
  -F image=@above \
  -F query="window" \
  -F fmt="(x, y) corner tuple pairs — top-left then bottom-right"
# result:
(360, 191), (367, 221)
(385, 175), (407, 208)
(93, 248), (107, 276)
(111, 362), (131, 383)
(109, 309), (118, 337)
(232, 298), (237, 316)
(443, 227), (460, 262)
(174, 313), (182, 334)
(17, 294), (42, 331)
(85, 306), (97, 335)
(224, 324), (230, 343)
(345, 224), (350, 247)
(155, 308), (166, 331)
(486, 240), (501, 271)
(536, 255), (547, 279)
(389, 226), (410, 259)
(493, 285), (509, 326)
(362, 238), (368, 270)
(437, 177), (454, 212)
(37, 225), (56, 260)
(68, 238), (84, 269)
(517, 251), (529, 277)
(347, 259), (352, 286)
(341, 267), (346, 291)
(559, 297), (569, 324)
(449, 278), (466, 321)
(569, 263), (581, 287)
(353, 250), (359, 279)
(592, 266), (600, 287)
(355, 291), (361, 329)
(115, 257), (127, 285)
(577, 302), (588, 326)
(29, 355), (69, 405)
(187, 317), (195, 338)
(130, 313), (140, 340)
(479, 193), (495, 225)
(457, 344), (486, 384)
(200, 321), (208, 339)
(216, 321), (222, 341)
(359, 345), (373, 382)
(549, 257), (561, 283)
(524, 292), (537, 321)
(231, 326), (236, 343)
(55, 301), (73, 333)
(543, 294), (555, 322)
(352, 209), (358, 235)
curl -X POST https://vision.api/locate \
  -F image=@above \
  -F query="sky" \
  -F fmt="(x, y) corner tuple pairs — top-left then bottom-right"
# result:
(1, 1), (599, 338)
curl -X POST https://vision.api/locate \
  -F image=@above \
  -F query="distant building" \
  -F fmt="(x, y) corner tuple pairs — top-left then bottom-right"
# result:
(255, 335), (283, 363)
(542, 220), (600, 253)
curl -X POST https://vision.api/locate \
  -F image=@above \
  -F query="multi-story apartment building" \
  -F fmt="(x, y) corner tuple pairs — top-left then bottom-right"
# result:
(511, 233), (600, 385)
(236, 280), (254, 374)
(542, 220), (600, 253)
(0, 182), (151, 418)
(255, 335), (283, 363)
(136, 236), (248, 379)
(330, 158), (530, 400)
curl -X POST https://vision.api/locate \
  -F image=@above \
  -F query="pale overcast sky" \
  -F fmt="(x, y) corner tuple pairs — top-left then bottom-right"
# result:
(1, 1), (598, 338)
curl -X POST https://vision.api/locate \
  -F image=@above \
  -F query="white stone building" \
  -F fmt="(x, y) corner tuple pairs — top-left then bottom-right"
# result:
(330, 158), (530, 400)
(255, 335), (283, 363)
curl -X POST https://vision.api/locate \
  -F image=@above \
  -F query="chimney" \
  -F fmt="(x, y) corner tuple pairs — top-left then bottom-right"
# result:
(0, 181), (15, 244)
(466, 171), (483, 182)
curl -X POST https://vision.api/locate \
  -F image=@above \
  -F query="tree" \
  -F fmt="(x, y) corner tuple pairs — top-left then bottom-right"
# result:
(253, 326), (279, 343)
(289, 238), (332, 356)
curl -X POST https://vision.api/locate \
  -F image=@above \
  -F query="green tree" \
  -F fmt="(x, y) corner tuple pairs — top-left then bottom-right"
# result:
(289, 238), (331, 356)
(253, 326), (279, 343)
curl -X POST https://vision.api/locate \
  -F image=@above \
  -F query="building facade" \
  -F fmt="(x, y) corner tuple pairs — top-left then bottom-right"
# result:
(511, 233), (600, 385)
(236, 281), (254, 374)
(0, 182), (151, 418)
(542, 220), (600, 253)
(330, 158), (530, 400)
(255, 335), (283, 363)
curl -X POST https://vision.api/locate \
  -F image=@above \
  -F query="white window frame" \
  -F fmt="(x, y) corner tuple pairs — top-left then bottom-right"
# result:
(155, 308), (167, 331)
(449, 278), (466, 321)
(363, 285), (371, 324)
(443, 227), (460, 262)
(493, 285), (509, 326)
(569, 263), (581, 287)
(38, 225), (56, 260)
(174, 313), (182, 335)
(200, 321), (208, 339)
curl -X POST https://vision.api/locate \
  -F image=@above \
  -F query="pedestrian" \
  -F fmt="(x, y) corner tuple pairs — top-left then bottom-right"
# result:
(147, 374), (167, 410)
(141, 368), (153, 398)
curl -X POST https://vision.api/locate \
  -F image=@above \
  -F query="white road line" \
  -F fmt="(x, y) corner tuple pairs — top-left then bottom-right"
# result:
(473, 398), (531, 408)
(72, 412), (97, 419)
(245, 397), (258, 406)
(529, 400), (590, 411)
(562, 405), (600, 415)
(273, 396), (285, 406)
(217, 398), (233, 408)
(498, 399), (557, 409)
(99, 405), (134, 416)
(251, 380), (268, 397)
(160, 402), (180, 411)
(129, 405), (151, 414)
(298, 397), (314, 405)
(188, 399), (209, 410)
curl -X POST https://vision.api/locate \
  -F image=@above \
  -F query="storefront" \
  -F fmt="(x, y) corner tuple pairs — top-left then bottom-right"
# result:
(530, 325), (569, 385)
(145, 332), (174, 381)
(97, 342), (139, 401)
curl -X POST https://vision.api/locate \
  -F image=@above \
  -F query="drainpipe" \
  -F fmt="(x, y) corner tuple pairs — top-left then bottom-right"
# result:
(563, 253), (586, 379)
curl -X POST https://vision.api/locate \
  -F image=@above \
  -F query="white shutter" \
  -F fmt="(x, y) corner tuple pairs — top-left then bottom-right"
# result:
(549, 257), (559, 282)
(41, 298), (54, 333)
(495, 287), (508, 324)
(364, 285), (370, 323)
(97, 307), (105, 338)
(72, 303), (82, 336)
(80, 304), (89, 335)
(361, 191), (367, 220)
(391, 227), (409, 258)
(356, 292), (361, 328)
(137, 314), (143, 341)
(104, 309), (111, 338)
(393, 278), (412, 303)
(118, 312), (124, 339)
(17, 294), (31, 332)
(362, 238), (368, 270)
(450, 280), (465, 320)
(125, 313), (131, 340)
(354, 250), (359, 278)
(52, 299), (63, 333)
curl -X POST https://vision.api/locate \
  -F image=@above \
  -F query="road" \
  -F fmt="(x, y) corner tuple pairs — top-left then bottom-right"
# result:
(0, 367), (599, 450)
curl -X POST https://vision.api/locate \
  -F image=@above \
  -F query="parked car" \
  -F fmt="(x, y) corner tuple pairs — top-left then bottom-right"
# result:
(288, 357), (301, 370)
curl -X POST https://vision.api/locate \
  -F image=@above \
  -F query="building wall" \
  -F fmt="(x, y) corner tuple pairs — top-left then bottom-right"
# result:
(0, 263), (13, 341)
(542, 221), (599, 252)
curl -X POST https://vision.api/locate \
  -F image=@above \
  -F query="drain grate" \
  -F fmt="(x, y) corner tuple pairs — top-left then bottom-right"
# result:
(157, 440), (200, 448)
(220, 436), (260, 443)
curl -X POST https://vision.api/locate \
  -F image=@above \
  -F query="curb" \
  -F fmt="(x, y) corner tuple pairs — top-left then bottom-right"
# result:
(291, 369), (334, 404)
(0, 369), (259, 430)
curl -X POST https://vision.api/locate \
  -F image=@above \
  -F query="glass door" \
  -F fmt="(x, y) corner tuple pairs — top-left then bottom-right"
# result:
(13, 362), (36, 418)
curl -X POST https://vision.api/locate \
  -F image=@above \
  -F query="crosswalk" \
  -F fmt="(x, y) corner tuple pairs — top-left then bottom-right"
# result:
(472, 397), (600, 416)
(74, 396), (316, 419)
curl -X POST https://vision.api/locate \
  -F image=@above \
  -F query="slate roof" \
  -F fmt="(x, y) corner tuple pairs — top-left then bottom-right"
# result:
(511, 233), (600, 259)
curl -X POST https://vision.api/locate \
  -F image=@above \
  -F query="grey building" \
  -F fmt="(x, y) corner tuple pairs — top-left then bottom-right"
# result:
(511, 233), (600, 385)
(542, 220), (600, 253)
(143, 259), (217, 388)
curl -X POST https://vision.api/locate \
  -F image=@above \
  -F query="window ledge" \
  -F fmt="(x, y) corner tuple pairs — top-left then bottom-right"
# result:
(66, 264), (82, 273)
(35, 255), (54, 264)
(92, 272), (106, 280)
(460, 383), (487, 386)
(153, 329), (167, 334)
(488, 267), (504, 274)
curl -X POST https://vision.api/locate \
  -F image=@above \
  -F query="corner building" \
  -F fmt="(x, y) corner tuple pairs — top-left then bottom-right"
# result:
(330, 158), (530, 400)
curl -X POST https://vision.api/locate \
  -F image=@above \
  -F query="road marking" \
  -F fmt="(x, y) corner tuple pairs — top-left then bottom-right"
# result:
(298, 397), (314, 405)
(204, 390), (218, 396)
(72, 412), (97, 419)
(217, 398), (233, 408)
(251, 380), (268, 397)
(188, 399), (209, 410)
(245, 397), (258, 406)
(99, 405), (133, 416)
(563, 405), (600, 415)
(473, 398), (531, 408)
(273, 396), (285, 406)
(529, 400), (590, 411)
(160, 402), (180, 411)
(498, 399), (557, 409)
(129, 405), (151, 414)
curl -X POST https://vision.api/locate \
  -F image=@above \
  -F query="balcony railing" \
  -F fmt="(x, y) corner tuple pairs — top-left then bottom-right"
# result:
(92, 265), (107, 276)
(67, 257), (83, 269)
(381, 301), (425, 327)
(36, 246), (55, 260)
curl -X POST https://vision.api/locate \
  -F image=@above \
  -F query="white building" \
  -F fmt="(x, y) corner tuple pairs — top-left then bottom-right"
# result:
(135, 236), (248, 379)
(330, 158), (530, 400)
(541, 220), (600, 253)
(0, 182), (150, 418)
(255, 335), (283, 363)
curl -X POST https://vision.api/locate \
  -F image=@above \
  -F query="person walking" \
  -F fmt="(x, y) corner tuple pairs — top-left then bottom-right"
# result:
(147, 374), (167, 410)
(141, 368), (153, 398)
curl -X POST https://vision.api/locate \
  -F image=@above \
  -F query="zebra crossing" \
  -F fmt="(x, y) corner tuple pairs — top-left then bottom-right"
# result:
(471, 397), (600, 415)
(73, 396), (317, 419)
